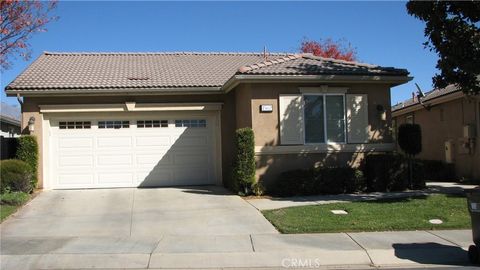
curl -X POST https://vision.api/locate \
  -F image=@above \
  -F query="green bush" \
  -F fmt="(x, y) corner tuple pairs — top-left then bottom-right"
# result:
(271, 167), (365, 197)
(0, 160), (34, 193)
(364, 154), (425, 192)
(272, 169), (315, 197)
(16, 135), (39, 188)
(419, 159), (456, 181)
(398, 124), (422, 156)
(0, 191), (29, 205)
(232, 128), (256, 194)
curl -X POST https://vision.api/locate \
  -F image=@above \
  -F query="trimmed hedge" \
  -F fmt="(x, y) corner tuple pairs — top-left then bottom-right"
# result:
(420, 159), (456, 181)
(0, 159), (34, 193)
(16, 135), (39, 188)
(398, 124), (422, 156)
(271, 167), (365, 197)
(232, 128), (256, 194)
(271, 153), (426, 197)
(364, 154), (425, 192)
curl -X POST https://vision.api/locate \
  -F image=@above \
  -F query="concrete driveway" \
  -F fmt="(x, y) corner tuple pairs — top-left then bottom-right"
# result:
(1, 186), (277, 237)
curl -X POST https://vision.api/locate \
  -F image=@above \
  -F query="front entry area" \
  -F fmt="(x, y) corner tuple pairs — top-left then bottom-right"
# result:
(44, 111), (220, 189)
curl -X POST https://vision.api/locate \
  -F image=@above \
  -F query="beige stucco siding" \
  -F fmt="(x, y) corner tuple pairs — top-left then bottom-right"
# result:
(248, 83), (394, 147)
(393, 96), (480, 179)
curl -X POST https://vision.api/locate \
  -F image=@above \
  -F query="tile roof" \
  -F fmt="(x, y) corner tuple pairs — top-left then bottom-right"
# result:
(5, 52), (409, 92)
(392, 84), (462, 112)
(238, 54), (409, 76)
(0, 102), (21, 125)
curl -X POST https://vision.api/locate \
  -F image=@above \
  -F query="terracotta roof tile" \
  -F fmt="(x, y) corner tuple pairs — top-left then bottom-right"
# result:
(5, 52), (409, 92)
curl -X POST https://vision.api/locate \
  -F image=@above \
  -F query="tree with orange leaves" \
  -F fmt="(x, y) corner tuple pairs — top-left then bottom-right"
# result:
(0, 0), (58, 70)
(300, 38), (357, 61)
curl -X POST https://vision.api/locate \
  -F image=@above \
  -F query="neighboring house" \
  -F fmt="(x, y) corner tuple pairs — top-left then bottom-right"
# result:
(5, 52), (411, 190)
(0, 102), (21, 138)
(392, 85), (480, 180)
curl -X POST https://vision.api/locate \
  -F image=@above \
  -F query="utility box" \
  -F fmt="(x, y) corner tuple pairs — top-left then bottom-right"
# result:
(464, 125), (476, 139)
(445, 140), (454, 163)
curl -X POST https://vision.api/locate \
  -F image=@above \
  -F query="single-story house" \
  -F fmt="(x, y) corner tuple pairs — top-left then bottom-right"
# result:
(5, 52), (411, 190)
(0, 102), (21, 138)
(392, 84), (480, 180)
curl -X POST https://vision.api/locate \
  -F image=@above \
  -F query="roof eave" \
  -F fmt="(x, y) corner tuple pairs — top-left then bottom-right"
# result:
(392, 90), (465, 117)
(5, 86), (223, 97)
(223, 74), (412, 92)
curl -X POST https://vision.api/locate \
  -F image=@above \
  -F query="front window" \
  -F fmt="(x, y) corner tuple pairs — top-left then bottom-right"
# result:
(304, 94), (345, 143)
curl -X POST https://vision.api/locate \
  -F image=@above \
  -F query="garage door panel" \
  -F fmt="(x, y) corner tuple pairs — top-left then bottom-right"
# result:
(49, 113), (217, 189)
(97, 137), (132, 148)
(137, 171), (174, 186)
(58, 174), (94, 186)
(174, 153), (208, 165)
(136, 154), (173, 166)
(59, 137), (93, 148)
(59, 156), (94, 166)
(97, 155), (132, 166)
(98, 173), (133, 185)
(171, 136), (208, 146)
(135, 136), (170, 146)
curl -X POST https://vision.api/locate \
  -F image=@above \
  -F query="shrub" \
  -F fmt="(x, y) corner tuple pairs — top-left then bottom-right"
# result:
(271, 167), (365, 197)
(0, 160), (34, 193)
(316, 167), (365, 194)
(398, 124), (422, 156)
(272, 169), (315, 197)
(16, 135), (39, 188)
(364, 154), (425, 192)
(420, 159), (456, 181)
(232, 128), (256, 194)
(0, 191), (29, 205)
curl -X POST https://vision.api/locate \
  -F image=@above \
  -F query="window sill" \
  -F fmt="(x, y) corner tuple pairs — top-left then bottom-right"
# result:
(255, 143), (395, 155)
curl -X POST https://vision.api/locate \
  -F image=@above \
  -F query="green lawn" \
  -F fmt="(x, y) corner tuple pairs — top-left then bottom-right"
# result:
(1, 205), (21, 221)
(0, 192), (31, 222)
(262, 194), (472, 233)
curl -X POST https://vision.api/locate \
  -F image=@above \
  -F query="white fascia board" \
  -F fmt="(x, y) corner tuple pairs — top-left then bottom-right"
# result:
(223, 75), (413, 92)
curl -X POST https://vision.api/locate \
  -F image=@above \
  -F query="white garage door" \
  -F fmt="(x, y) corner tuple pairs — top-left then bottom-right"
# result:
(48, 112), (218, 189)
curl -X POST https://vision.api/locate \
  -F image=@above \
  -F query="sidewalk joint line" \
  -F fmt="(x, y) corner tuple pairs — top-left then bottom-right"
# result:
(346, 232), (375, 267)
(425, 230), (462, 247)
(249, 234), (256, 252)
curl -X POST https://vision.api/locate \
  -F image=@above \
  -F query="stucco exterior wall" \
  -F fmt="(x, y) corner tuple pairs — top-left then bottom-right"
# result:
(248, 83), (393, 147)
(393, 96), (480, 180)
(242, 82), (394, 187)
(22, 82), (397, 190)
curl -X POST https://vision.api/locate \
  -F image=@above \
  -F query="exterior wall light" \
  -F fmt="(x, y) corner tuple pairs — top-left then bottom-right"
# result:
(28, 116), (35, 132)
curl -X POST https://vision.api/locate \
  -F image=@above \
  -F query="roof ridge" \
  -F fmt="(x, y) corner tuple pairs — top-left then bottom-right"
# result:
(301, 53), (381, 68)
(42, 51), (294, 56)
(237, 53), (303, 73)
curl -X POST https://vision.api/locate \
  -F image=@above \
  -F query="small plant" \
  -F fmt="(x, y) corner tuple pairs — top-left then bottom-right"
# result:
(16, 135), (39, 188)
(251, 181), (265, 196)
(0, 159), (34, 193)
(0, 191), (29, 206)
(232, 128), (256, 195)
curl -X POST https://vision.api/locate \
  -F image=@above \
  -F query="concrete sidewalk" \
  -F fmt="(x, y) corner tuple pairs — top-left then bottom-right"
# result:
(247, 182), (478, 211)
(1, 230), (474, 269)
